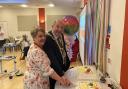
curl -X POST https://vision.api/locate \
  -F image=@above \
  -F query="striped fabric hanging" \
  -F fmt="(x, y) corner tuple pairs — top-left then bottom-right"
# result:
(84, 0), (111, 73)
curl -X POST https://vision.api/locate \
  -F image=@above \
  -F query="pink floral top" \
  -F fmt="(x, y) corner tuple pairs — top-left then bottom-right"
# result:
(24, 43), (54, 89)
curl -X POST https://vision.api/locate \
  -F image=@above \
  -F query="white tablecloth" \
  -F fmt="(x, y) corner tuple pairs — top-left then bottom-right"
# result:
(3, 43), (16, 52)
(55, 66), (110, 89)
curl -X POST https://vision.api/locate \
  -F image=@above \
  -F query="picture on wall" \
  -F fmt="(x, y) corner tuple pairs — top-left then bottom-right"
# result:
(0, 21), (8, 38)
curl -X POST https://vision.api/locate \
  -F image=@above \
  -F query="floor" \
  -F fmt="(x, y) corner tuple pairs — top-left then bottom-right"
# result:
(0, 50), (82, 89)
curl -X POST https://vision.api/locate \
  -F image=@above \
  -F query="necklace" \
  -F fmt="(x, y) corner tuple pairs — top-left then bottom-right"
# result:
(48, 32), (66, 64)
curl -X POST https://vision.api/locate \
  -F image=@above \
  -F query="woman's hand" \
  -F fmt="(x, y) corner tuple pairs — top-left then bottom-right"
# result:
(58, 76), (72, 86)
(58, 77), (66, 86)
(61, 76), (72, 86)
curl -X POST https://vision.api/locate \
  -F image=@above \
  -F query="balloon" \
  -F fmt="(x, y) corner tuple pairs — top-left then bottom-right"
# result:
(62, 15), (79, 35)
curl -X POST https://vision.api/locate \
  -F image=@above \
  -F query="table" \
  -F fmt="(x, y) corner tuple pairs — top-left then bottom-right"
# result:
(55, 66), (111, 89)
(3, 43), (16, 52)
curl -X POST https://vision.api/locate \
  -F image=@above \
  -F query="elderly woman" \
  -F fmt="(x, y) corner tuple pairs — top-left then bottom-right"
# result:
(24, 28), (66, 89)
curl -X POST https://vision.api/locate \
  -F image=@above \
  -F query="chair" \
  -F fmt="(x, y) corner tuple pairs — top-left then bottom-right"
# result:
(3, 37), (18, 52)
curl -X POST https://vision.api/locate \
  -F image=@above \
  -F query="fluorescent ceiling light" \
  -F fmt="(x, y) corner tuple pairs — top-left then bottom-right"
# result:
(0, 5), (3, 8)
(20, 4), (28, 7)
(48, 3), (55, 7)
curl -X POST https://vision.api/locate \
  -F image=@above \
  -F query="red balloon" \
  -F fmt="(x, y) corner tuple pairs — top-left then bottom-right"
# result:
(62, 15), (79, 35)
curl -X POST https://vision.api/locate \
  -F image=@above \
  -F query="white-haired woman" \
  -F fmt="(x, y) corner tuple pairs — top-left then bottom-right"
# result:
(24, 28), (66, 89)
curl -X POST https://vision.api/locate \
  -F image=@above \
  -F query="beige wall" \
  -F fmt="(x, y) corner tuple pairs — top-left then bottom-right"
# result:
(107, 0), (126, 83)
(0, 8), (38, 42)
(45, 7), (79, 32)
(0, 7), (78, 41)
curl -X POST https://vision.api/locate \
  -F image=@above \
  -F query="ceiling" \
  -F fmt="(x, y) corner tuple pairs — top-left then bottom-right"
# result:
(0, 0), (81, 9)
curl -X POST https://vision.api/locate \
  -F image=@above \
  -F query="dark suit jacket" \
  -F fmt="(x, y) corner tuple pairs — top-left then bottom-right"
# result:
(43, 31), (70, 76)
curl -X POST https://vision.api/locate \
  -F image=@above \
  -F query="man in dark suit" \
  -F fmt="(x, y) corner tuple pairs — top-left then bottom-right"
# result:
(43, 19), (71, 89)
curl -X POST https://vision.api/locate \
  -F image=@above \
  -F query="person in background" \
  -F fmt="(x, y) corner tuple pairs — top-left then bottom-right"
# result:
(0, 26), (5, 47)
(43, 19), (71, 89)
(71, 34), (79, 62)
(20, 35), (30, 60)
(24, 28), (67, 89)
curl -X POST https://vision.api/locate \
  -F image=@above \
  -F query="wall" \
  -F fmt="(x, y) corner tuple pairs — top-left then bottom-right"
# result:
(0, 8), (38, 42)
(0, 7), (78, 41)
(45, 7), (79, 31)
(107, 0), (126, 83)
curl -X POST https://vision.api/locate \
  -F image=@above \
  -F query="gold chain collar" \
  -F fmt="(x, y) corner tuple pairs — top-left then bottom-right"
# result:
(47, 32), (66, 64)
